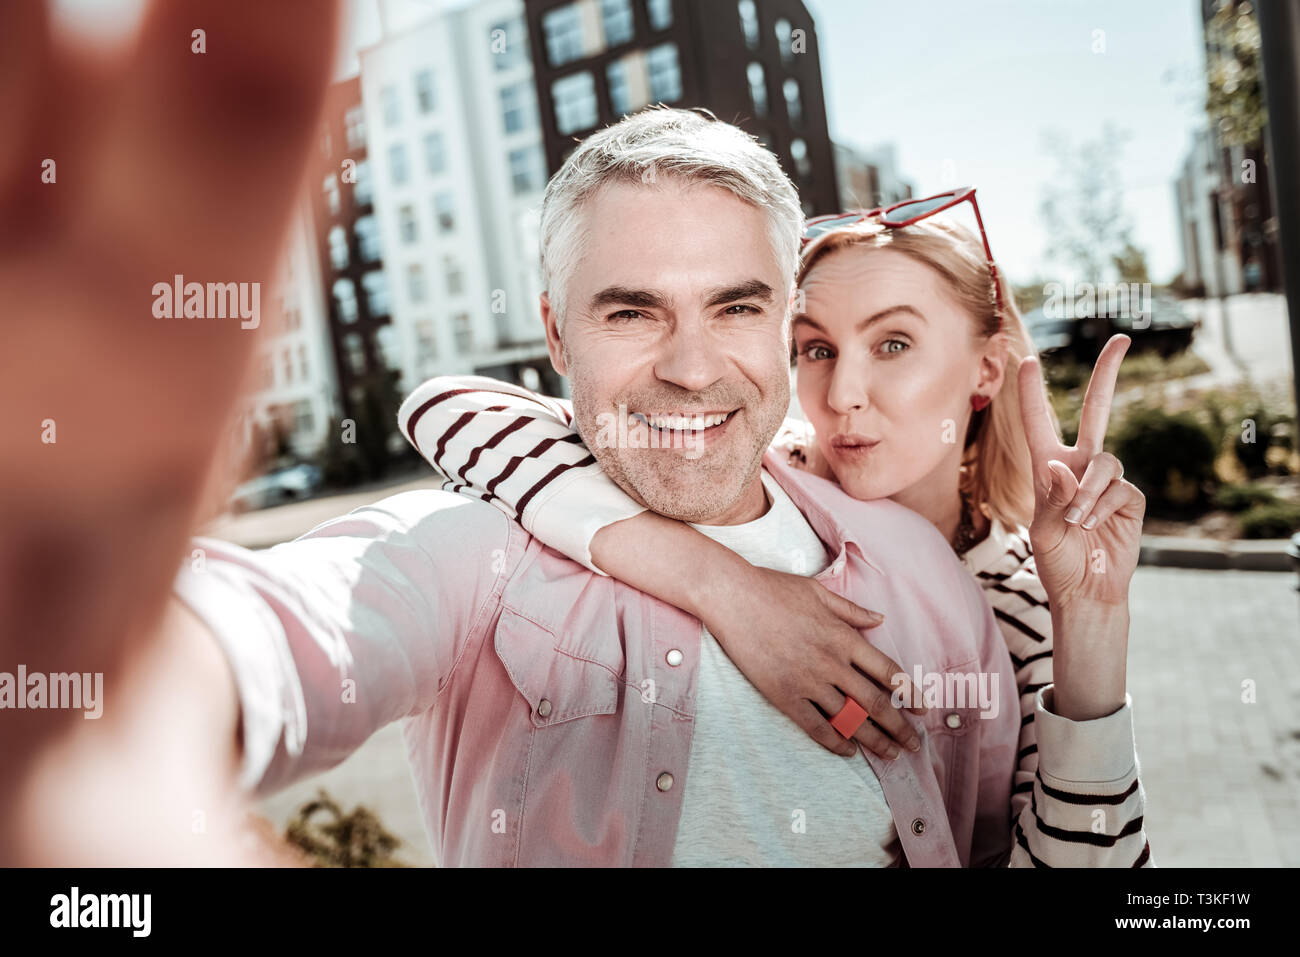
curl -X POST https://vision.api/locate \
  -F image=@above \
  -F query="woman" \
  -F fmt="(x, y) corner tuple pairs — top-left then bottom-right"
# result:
(401, 191), (1150, 866)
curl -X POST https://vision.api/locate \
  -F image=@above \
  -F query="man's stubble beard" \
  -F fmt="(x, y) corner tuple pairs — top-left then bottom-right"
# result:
(563, 338), (790, 523)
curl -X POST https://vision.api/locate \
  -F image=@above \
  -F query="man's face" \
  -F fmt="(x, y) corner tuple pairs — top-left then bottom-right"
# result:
(545, 180), (792, 524)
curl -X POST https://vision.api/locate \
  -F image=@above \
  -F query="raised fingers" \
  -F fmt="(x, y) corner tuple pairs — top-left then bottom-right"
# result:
(1075, 335), (1131, 457)
(1017, 354), (1060, 482)
(1062, 452), (1124, 527)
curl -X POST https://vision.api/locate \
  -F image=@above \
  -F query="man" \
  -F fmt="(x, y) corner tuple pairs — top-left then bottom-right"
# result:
(165, 108), (1044, 867)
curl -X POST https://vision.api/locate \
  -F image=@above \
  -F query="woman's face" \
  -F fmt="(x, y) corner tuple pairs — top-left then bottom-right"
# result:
(793, 246), (999, 503)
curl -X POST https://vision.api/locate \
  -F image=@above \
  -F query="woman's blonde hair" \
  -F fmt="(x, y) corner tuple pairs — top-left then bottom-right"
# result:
(797, 216), (1039, 529)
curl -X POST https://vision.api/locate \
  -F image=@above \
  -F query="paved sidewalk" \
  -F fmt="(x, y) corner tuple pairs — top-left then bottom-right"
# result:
(256, 564), (1300, 868)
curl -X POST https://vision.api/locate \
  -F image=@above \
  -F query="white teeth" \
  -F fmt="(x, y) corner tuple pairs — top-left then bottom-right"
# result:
(632, 411), (732, 431)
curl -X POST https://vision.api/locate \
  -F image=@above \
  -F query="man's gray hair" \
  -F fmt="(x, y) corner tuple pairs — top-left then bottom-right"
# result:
(539, 107), (805, 328)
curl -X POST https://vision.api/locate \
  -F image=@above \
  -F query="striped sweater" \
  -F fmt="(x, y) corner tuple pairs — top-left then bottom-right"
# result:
(398, 374), (1154, 868)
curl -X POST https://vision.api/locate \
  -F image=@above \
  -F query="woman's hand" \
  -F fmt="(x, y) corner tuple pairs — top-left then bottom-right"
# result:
(696, 563), (926, 761)
(1017, 335), (1145, 606)
(590, 513), (925, 759)
(1017, 335), (1145, 719)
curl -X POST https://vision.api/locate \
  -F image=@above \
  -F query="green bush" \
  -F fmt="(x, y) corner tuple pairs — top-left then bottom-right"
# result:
(1213, 483), (1280, 512)
(1110, 405), (1217, 513)
(1239, 502), (1300, 539)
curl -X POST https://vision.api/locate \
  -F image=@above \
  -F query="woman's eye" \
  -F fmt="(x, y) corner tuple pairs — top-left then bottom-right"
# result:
(797, 343), (834, 361)
(880, 338), (909, 355)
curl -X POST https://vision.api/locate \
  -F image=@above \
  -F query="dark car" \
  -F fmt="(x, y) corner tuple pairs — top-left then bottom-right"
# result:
(1025, 294), (1199, 362)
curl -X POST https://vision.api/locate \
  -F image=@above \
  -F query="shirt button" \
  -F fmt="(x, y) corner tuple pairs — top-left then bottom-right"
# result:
(945, 712), (961, 729)
(537, 699), (552, 718)
(656, 772), (674, 792)
(665, 649), (683, 667)
(911, 818), (927, 835)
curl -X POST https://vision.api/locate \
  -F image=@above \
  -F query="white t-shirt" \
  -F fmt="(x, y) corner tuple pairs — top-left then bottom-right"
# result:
(669, 469), (901, 867)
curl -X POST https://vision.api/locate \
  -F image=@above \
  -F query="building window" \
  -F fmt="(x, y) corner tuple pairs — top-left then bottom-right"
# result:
(495, 310), (513, 345)
(294, 399), (314, 437)
(746, 62), (767, 116)
(508, 145), (546, 194)
(738, 0), (759, 49)
(323, 174), (340, 216)
(282, 348), (294, 384)
(399, 204), (418, 245)
(601, 0), (634, 47)
(783, 78), (803, 128)
(444, 257), (464, 297)
(607, 58), (636, 116)
(353, 158), (372, 206)
(647, 0), (673, 31)
(328, 225), (349, 270)
(333, 278), (358, 324)
(381, 84), (400, 127)
(424, 132), (446, 175)
(791, 138), (812, 181)
(389, 143), (409, 185)
(416, 321), (439, 367)
(434, 192), (456, 234)
(415, 70), (435, 114)
(552, 71), (597, 136)
(343, 333), (366, 376)
(774, 18), (794, 66)
(375, 323), (400, 370)
(453, 312), (473, 354)
(490, 17), (529, 72)
(298, 344), (309, 380)
(500, 82), (537, 135)
(362, 270), (390, 317)
(259, 353), (274, 389)
(345, 106), (367, 150)
(407, 263), (427, 303)
(356, 215), (382, 262)
(542, 3), (586, 68)
(647, 43), (682, 103)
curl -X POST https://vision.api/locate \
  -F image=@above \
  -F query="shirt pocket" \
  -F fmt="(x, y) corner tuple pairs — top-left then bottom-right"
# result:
(493, 607), (623, 727)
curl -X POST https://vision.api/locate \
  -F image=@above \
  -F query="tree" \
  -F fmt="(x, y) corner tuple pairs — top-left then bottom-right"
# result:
(1205, 1), (1267, 148)
(1038, 124), (1150, 284)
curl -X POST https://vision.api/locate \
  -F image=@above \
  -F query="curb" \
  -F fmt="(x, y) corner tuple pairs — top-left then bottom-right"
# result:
(1139, 535), (1296, 572)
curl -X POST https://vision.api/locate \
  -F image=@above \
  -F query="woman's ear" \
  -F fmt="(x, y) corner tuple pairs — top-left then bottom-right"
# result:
(975, 336), (1009, 399)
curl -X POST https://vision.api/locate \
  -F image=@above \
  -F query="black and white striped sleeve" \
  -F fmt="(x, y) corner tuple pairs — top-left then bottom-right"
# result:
(398, 375), (646, 574)
(981, 529), (1153, 868)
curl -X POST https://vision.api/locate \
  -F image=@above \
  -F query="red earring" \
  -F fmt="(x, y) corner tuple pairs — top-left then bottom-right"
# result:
(971, 394), (991, 411)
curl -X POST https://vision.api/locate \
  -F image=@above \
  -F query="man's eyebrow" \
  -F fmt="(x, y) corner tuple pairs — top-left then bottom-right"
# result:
(588, 286), (670, 310)
(703, 280), (775, 308)
(792, 304), (926, 333)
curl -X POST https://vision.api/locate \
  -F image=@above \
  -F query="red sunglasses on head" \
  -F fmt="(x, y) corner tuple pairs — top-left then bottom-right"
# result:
(803, 187), (1004, 329)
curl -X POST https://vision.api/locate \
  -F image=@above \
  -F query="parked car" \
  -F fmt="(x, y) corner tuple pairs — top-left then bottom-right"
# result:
(1025, 295), (1200, 362)
(229, 463), (323, 513)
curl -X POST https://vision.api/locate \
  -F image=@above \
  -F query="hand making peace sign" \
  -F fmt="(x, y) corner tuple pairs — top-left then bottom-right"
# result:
(1017, 335), (1146, 608)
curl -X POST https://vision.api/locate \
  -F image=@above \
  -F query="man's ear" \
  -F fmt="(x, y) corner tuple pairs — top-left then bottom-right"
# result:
(540, 292), (567, 376)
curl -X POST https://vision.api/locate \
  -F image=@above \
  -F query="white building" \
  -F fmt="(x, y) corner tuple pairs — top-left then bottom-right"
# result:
(358, 0), (555, 396)
(237, 203), (340, 460)
(1175, 127), (1244, 297)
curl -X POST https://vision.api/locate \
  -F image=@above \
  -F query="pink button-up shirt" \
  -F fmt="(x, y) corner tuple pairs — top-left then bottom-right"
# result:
(175, 450), (1019, 867)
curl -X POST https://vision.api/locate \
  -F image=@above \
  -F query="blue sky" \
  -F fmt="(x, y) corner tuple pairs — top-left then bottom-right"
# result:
(808, 0), (1209, 285)
(346, 0), (1212, 285)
